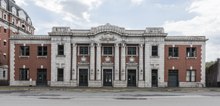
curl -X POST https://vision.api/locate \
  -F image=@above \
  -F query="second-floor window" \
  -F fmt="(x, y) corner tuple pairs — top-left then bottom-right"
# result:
(103, 47), (113, 55)
(79, 46), (89, 55)
(186, 47), (196, 57)
(20, 46), (30, 56)
(127, 47), (136, 55)
(38, 46), (47, 56)
(58, 45), (64, 55)
(169, 47), (179, 57)
(152, 45), (158, 56)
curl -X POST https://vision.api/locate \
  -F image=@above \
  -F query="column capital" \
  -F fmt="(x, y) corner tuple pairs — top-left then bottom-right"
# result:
(139, 43), (144, 47)
(96, 43), (101, 47)
(121, 43), (126, 47)
(115, 43), (119, 47)
(90, 43), (94, 46)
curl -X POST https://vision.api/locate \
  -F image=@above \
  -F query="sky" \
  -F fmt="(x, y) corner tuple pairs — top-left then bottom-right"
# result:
(15, 0), (220, 62)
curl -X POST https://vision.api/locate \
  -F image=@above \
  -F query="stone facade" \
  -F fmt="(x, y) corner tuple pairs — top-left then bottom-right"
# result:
(10, 24), (207, 87)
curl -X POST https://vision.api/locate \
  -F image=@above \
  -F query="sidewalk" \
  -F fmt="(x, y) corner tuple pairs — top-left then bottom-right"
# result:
(0, 86), (220, 92)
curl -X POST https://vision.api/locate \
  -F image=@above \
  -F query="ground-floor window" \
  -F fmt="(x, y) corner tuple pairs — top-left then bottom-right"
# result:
(19, 68), (29, 80)
(57, 68), (64, 81)
(186, 70), (196, 82)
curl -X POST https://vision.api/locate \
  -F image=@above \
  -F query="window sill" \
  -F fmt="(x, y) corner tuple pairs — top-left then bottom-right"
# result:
(37, 56), (47, 59)
(19, 56), (30, 58)
(186, 57), (197, 59)
(78, 54), (90, 56)
(127, 55), (137, 57)
(56, 55), (65, 57)
(168, 57), (179, 59)
(150, 56), (160, 58)
(102, 55), (114, 56)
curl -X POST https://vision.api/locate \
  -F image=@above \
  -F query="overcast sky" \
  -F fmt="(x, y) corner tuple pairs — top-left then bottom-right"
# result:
(15, 0), (220, 62)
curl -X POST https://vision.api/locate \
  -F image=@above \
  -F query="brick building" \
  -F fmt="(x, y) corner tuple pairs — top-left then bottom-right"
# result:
(0, 0), (34, 85)
(10, 24), (207, 87)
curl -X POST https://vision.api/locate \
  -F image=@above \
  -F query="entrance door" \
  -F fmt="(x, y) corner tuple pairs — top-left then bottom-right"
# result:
(168, 70), (179, 87)
(37, 69), (47, 86)
(103, 69), (112, 86)
(79, 69), (88, 86)
(127, 70), (136, 87)
(152, 69), (158, 87)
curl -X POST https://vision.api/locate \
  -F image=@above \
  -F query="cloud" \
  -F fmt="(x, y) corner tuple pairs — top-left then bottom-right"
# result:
(14, 0), (28, 6)
(131, 0), (143, 5)
(27, 0), (102, 22)
(163, 0), (220, 61)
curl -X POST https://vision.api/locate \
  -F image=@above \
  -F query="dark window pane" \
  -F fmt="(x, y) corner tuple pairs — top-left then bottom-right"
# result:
(152, 46), (158, 56)
(104, 47), (112, 55)
(19, 68), (29, 80)
(80, 47), (88, 55)
(58, 45), (64, 55)
(20, 46), (30, 56)
(128, 47), (136, 55)
(186, 47), (196, 57)
(57, 68), (64, 81)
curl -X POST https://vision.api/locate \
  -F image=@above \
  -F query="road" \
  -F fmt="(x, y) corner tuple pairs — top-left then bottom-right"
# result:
(0, 89), (220, 106)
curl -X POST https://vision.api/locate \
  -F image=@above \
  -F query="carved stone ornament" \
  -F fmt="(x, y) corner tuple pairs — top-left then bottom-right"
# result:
(105, 56), (111, 62)
(100, 33), (117, 41)
(129, 56), (135, 62)
(81, 56), (87, 62)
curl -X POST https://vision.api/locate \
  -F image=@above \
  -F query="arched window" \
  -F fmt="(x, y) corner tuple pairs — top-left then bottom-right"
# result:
(12, 7), (17, 15)
(1, 0), (7, 10)
(18, 10), (26, 20)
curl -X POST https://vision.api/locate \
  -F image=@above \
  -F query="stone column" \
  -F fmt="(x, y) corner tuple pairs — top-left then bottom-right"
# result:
(72, 43), (77, 80)
(121, 43), (126, 80)
(114, 43), (119, 80)
(139, 44), (144, 81)
(90, 43), (95, 80)
(144, 43), (151, 87)
(96, 43), (101, 80)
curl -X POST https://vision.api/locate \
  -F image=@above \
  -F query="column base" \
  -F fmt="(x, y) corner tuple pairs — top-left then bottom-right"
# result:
(158, 82), (167, 87)
(113, 80), (127, 87)
(88, 80), (102, 87)
(137, 81), (145, 88)
(179, 82), (205, 87)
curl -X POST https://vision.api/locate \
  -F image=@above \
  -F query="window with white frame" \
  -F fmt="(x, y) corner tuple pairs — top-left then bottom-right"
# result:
(79, 46), (89, 55)
(38, 46), (47, 56)
(152, 45), (158, 56)
(12, 7), (17, 15)
(186, 70), (196, 82)
(127, 47), (136, 55)
(186, 47), (196, 57)
(20, 46), (30, 56)
(103, 47), (113, 55)
(1, 0), (7, 10)
(19, 68), (29, 81)
(18, 10), (26, 20)
(169, 47), (179, 57)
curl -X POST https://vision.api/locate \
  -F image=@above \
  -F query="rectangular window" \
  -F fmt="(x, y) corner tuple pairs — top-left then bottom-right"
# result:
(103, 47), (113, 55)
(169, 47), (179, 57)
(58, 45), (64, 55)
(186, 70), (196, 82)
(38, 46), (47, 56)
(57, 68), (64, 81)
(19, 68), (29, 80)
(3, 71), (5, 78)
(186, 47), (196, 57)
(127, 47), (136, 55)
(152, 45), (158, 56)
(20, 46), (30, 56)
(4, 28), (6, 33)
(79, 46), (89, 55)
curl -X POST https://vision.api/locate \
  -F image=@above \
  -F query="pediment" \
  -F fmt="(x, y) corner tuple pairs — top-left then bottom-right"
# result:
(88, 23), (125, 35)
(93, 32), (122, 42)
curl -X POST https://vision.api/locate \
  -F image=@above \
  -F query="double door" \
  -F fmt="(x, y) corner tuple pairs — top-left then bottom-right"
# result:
(103, 69), (112, 86)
